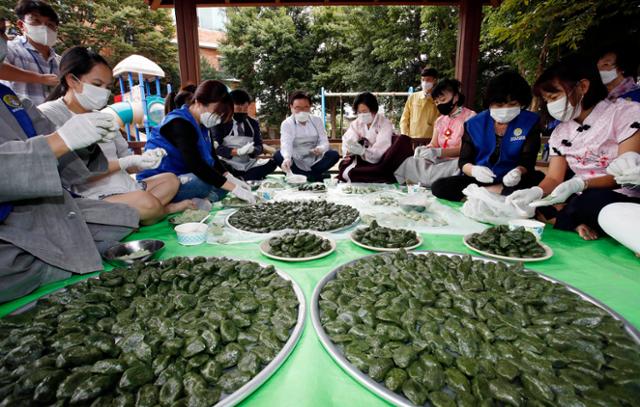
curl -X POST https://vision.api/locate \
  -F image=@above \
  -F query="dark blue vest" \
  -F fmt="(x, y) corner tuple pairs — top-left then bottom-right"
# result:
(466, 109), (539, 180)
(137, 105), (215, 180)
(0, 84), (38, 222)
(621, 88), (640, 103)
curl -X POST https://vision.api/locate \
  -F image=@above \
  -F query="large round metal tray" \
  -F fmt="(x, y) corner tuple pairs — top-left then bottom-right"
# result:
(310, 250), (640, 407)
(4, 257), (306, 407)
(224, 207), (360, 234)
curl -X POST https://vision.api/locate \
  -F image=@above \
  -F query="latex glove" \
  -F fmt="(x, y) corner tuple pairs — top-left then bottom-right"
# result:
(281, 158), (292, 173)
(530, 177), (585, 207)
(607, 151), (640, 186)
(415, 147), (442, 162)
(237, 142), (254, 156)
(505, 186), (543, 208)
(119, 148), (165, 170)
(346, 142), (365, 156)
(502, 168), (522, 187)
(57, 112), (117, 151)
(232, 184), (256, 204)
(470, 165), (496, 184)
(225, 173), (250, 191)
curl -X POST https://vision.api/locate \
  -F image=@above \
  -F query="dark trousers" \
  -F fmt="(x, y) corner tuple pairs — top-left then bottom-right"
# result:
(549, 189), (640, 233)
(229, 159), (278, 181)
(273, 150), (340, 182)
(431, 170), (546, 202)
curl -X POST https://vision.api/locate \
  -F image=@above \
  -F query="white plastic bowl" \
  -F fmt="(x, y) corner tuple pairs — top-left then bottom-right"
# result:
(508, 218), (546, 241)
(175, 222), (208, 246)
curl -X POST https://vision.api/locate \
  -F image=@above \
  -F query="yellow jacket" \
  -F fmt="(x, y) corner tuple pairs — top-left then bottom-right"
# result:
(400, 91), (440, 138)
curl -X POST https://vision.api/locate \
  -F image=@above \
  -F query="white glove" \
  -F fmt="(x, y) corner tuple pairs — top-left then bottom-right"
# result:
(505, 186), (543, 208)
(502, 168), (522, 187)
(530, 177), (585, 207)
(470, 165), (496, 184)
(607, 151), (640, 186)
(232, 184), (256, 204)
(57, 112), (118, 151)
(414, 147), (441, 163)
(119, 148), (166, 170)
(281, 159), (292, 173)
(237, 142), (255, 156)
(226, 173), (250, 191)
(346, 142), (365, 156)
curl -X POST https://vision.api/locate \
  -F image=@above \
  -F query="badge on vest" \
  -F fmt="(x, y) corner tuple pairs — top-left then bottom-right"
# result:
(510, 128), (525, 142)
(2, 94), (22, 110)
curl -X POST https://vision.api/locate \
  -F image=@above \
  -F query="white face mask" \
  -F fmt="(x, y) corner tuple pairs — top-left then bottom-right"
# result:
(546, 95), (582, 122)
(200, 111), (222, 128)
(599, 69), (618, 85)
(358, 112), (373, 125)
(490, 106), (520, 124)
(0, 39), (7, 64)
(24, 23), (57, 47)
(422, 81), (433, 93)
(72, 75), (111, 110)
(294, 111), (310, 123)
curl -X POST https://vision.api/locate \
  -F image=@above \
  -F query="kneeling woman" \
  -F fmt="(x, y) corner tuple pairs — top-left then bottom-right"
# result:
(395, 79), (476, 186)
(432, 71), (544, 201)
(137, 80), (255, 204)
(38, 47), (194, 225)
(507, 56), (640, 240)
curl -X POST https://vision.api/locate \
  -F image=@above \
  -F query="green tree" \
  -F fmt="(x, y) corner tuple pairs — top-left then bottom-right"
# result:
(199, 56), (221, 81)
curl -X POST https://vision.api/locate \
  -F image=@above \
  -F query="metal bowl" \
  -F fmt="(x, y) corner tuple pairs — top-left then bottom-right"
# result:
(102, 239), (165, 266)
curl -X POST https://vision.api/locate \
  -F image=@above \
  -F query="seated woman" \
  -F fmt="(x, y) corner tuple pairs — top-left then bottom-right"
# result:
(137, 80), (255, 204)
(0, 36), (139, 302)
(274, 91), (339, 182)
(506, 56), (640, 240)
(38, 47), (193, 225)
(338, 92), (393, 182)
(395, 79), (476, 186)
(432, 71), (544, 201)
(212, 89), (276, 181)
(596, 45), (640, 102)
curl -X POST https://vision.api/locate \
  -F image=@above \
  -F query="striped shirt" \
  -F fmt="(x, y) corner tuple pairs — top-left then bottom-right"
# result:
(0, 35), (60, 106)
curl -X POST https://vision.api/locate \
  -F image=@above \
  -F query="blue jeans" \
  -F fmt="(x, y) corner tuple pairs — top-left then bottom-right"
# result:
(273, 150), (339, 182)
(173, 173), (228, 202)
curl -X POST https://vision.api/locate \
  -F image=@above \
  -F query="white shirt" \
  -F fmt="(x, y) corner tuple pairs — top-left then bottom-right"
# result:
(279, 115), (330, 160)
(342, 112), (394, 164)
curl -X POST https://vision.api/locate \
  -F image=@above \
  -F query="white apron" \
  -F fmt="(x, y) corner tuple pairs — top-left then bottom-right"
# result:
(292, 120), (324, 172)
(220, 120), (259, 172)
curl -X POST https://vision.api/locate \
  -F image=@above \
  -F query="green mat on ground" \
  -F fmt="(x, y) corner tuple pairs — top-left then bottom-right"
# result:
(1, 202), (639, 406)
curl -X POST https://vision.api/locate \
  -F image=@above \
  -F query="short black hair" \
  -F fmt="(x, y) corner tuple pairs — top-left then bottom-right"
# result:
(230, 89), (251, 105)
(595, 44), (639, 81)
(432, 78), (465, 107)
(421, 68), (438, 79)
(15, 0), (59, 25)
(352, 92), (378, 114)
(484, 70), (532, 108)
(534, 55), (608, 112)
(288, 90), (311, 106)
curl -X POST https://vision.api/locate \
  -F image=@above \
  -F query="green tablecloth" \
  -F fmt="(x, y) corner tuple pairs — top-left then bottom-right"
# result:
(1, 204), (639, 406)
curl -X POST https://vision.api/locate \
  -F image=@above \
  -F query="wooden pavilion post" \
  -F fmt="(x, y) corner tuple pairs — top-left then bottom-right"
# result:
(455, 0), (483, 107)
(174, 0), (201, 85)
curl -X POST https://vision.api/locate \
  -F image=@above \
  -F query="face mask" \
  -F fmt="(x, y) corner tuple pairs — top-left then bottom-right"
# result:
(201, 111), (222, 128)
(490, 106), (520, 124)
(72, 75), (111, 110)
(437, 100), (455, 115)
(294, 111), (310, 123)
(358, 112), (373, 125)
(0, 39), (7, 65)
(599, 69), (618, 85)
(422, 81), (433, 93)
(546, 95), (582, 122)
(233, 112), (247, 122)
(24, 23), (57, 47)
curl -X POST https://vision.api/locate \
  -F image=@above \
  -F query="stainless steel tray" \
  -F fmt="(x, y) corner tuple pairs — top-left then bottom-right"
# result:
(310, 250), (640, 407)
(224, 207), (360, 234)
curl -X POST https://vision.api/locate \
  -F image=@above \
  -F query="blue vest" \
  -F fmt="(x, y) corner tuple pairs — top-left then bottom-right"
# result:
(466, 109), (539, 180)
(137, 105), (215, 180)
(0, 84), (38, 222)
(621, 88), (640, 103)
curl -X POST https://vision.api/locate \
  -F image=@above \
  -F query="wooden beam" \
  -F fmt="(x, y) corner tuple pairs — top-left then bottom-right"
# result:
(455, 0), (482, 108)
(174, 0), (201, 86)
(149, 0), (162, 10)
(151, 0), (496, 7)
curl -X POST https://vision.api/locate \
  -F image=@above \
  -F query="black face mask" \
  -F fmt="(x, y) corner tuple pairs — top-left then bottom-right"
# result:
(437, 100), (455, 115)
(233, 112), (248, 122)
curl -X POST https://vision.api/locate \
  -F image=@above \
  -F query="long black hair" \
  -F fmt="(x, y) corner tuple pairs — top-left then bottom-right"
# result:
(46, 46), (110, 102)
(165, 80), (233, 122)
